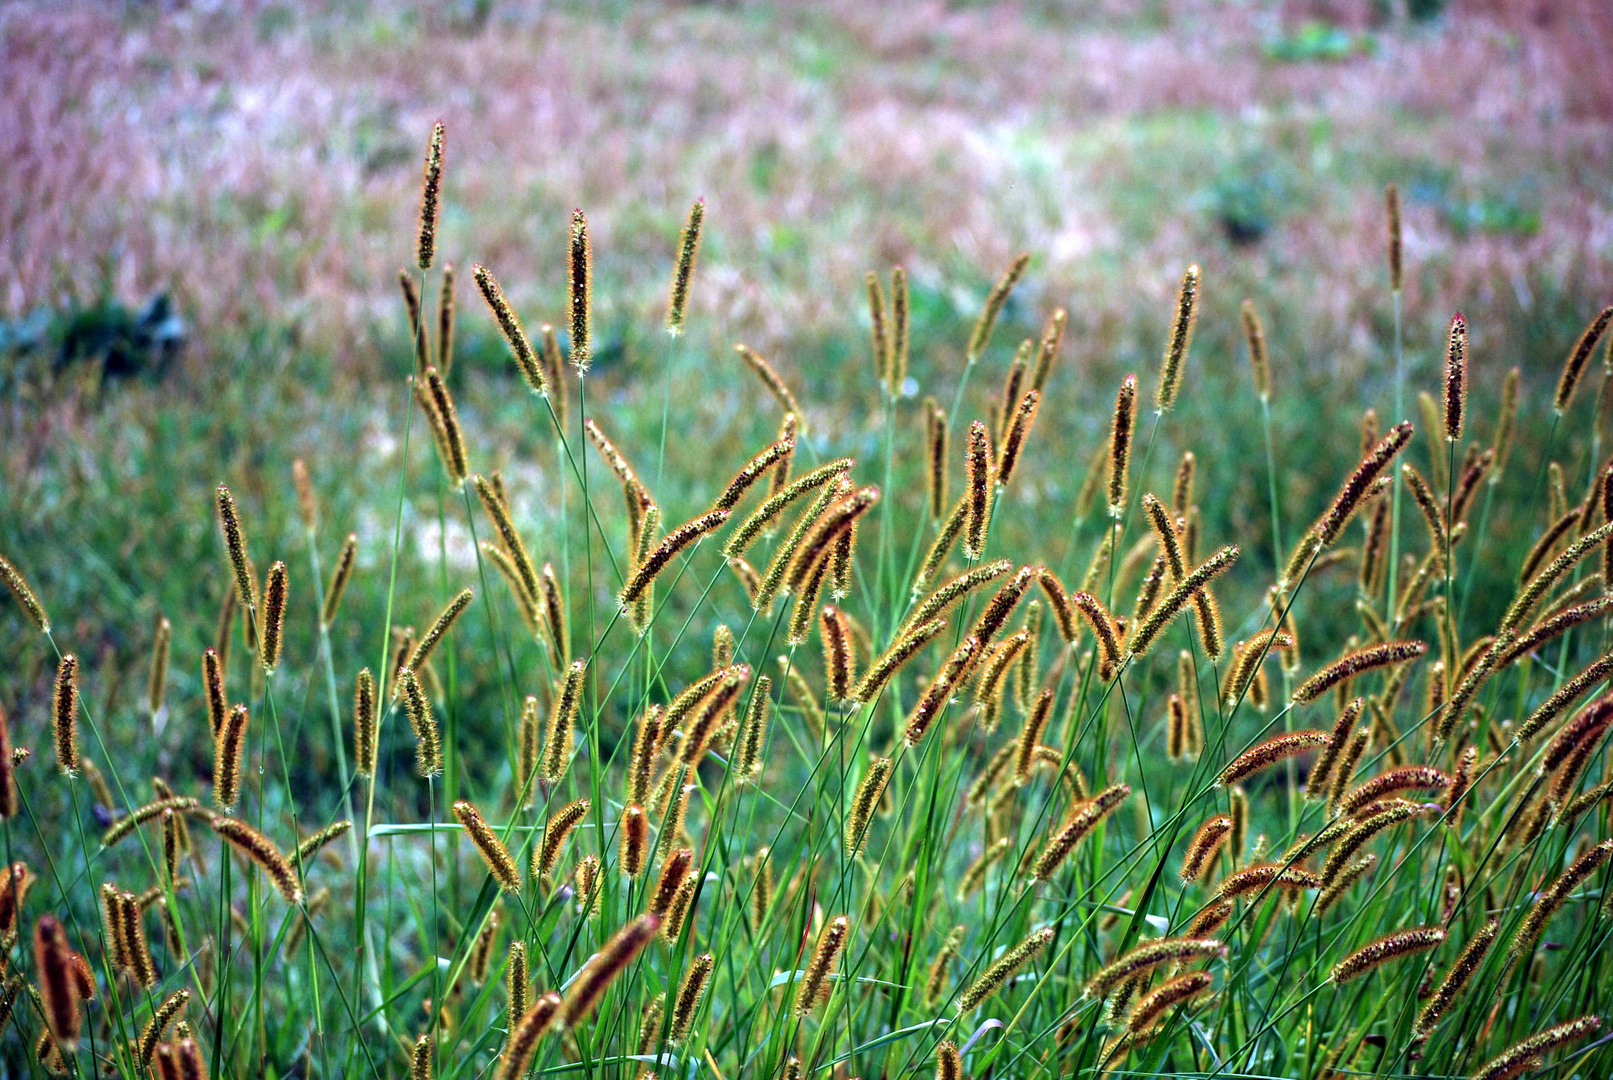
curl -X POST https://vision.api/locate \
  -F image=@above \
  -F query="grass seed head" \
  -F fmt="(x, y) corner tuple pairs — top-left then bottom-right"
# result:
(416, 122), (443, 270)
(667, 198), (704, 336)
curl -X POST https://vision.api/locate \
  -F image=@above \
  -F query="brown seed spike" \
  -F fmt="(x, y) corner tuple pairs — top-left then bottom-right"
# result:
(997, 390), (1040, 489)
(500, 991), (562, 1080)
(0, 552), (50, 633)
(436, 262), (456, 376)
(671, 952), (715, 1043)
(966, 252), (1031, 364)
(1218, 730), (1331, 787)
(136, 989), (189, 1069)
(734, 343), (805, 428)
(714, 439), (796, 512)
(1155, 263), (1199, 411)
(417, 122), (443, 270)
(965, 420), (994, 560)
(259, 561), (288, 673)
(1385, 182), (1403, 292)
(1329, 927), (1445, 984)
(453, 800), (521, 892)
(409, 588), (473, 674)
(53, 653), (78, 776)
(821, 606), (855, 701)
(1032, 308), (1065, 392)
(119, 890), (159, 988)
(1291, 640), (1426, 705)
(619, 509), (730, 608)
(1471, 1016), (1602, 1080)
(956, 927), (1055, 1012)
(1444, 312), (1467, 441)
(567, 209), (592, 374)
(211, 816), (302, 903)
(1032, 783), (1130, 881)
(535, 798), (589, 880)
(561, 914), (660, 1027)
(0, 706), (13, 819)
(1241, 299), (1271, 401)
(667, 198), (704, 336)
(1320, 422), (1414, 547)
(1180, 814), (1232, 883)
(649, 847), (693, 919)
(353, 668), (377, 777)
(472, 265), (546, 395)
(1415, 918), (1497, 1035)
(322, 532), (358, 628)
(1554, 305), (1613, 414)
(216, 484), (257, 622)
(890, 266), (910, 389)
(1108, 375), (1138, 517)
(621, 805), (649, 879)
(34, 915), (81, 1050)
(925, 399), (949, 520)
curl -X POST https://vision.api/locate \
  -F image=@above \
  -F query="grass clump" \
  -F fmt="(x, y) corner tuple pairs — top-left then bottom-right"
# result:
(1, 121), (1613, 1080)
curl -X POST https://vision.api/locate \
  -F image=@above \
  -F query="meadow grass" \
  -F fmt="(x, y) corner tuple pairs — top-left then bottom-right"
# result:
(4, 121), (1613, 1080)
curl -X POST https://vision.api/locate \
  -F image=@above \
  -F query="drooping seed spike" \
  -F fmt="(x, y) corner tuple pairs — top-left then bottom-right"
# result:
(498, 992), (563, 1080)
(210, 816), (302, 903)
(1085, 937), (1224, 1002)
(472, 265), (546, 395)
(400, 668), (442, 777)
(1468, 1015), (1601, 1080)
(216, 484), (257, 622)
(1217, 730), (1332, 787)
(1329, 927), (1445, 984)
(1179, 814), (1233, 883)
(1385, 182), (1403, 291)
(454, 799), (521, 892)
(1291, 640), (1427, 705)
(1554, 305), (1613, 414)
(734, 343), (804, 426)
(619, 509), (730, 609)
(958, 926), (1054, 1013)
(1032, 783), (1130, 881)
(997, 390), (1040, 489)
(890, 266), (910, 388)
(0, 553), (49, 633)
(34, 915), (81, 1050)
(966, 252), (1031, 364)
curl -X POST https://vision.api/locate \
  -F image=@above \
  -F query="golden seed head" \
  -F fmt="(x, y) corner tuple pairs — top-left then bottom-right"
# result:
(667, 198), (704, 335)
(1241, 299), (1270, 401)
(1155, 263), (1199, 411)
(472, 264), (546, 395)
(1554, 305), (1613, 414)
(454, 799), (521, 892)
(959, 926), (1055, 1013)
(0, 553), (50, 633)
(966, 251), (1031, 364)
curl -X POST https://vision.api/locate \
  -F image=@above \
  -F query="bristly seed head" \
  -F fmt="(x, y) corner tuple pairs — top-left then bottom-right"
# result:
(1155, 263), (1199, 411)
(417, 122), (443, 271)
(568, 208), (592, 375)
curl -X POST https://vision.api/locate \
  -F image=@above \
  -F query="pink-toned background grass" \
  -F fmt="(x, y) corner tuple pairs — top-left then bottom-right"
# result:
(4, 0), (1609, 381)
